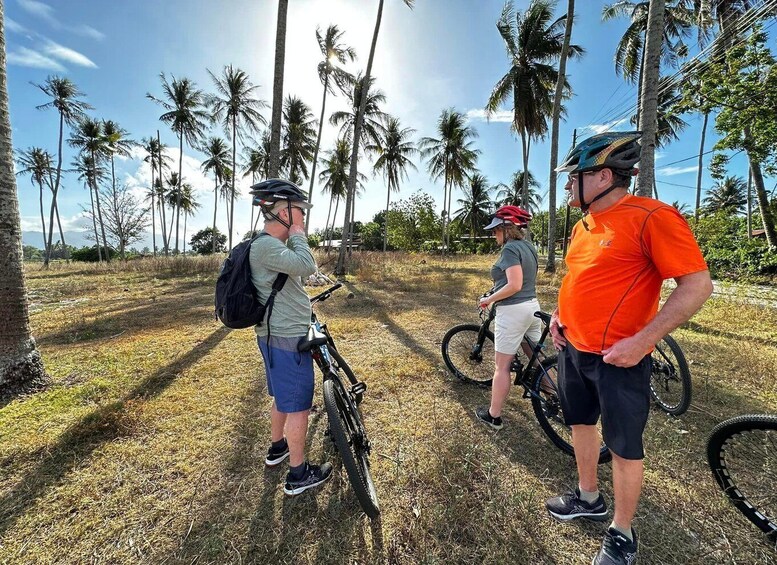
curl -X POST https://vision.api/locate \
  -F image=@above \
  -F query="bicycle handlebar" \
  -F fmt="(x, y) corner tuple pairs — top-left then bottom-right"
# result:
(310, 282), (343, 305)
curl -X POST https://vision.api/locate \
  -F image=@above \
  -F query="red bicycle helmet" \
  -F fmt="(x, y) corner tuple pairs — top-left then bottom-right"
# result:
(484, 205), (532, 230)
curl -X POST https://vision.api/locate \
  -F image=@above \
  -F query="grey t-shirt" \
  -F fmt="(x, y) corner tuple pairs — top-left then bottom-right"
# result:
(490, 239), (538, 305)
(249, 232), (317, 338)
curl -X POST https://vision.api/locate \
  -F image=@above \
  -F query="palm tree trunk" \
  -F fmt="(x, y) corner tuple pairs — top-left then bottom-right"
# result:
(746, 169), (752, 238)
(337, 0), (384, 275)
(91, 148), (109, 261)
(229, 115), (237, 249)
(213, 176), (218, 253)
(0, 8), (47, 391)
(694, 111), (708, 223)
(546, 0), (574, 273)
(268, 0), (288, 177)
(636, 0), (665, 198)
(746, 151), (777, 249)
(183, 214), (188, 255)
(150, 165), (157, 257)
(653, 177), (659, 200)
(635, 44), (646, 130)
(307, 75), (329, 232)
(446, 178), (455, 250)
(157, 130), (168, 256)
(441, 177), (448, 253)
(88, 182), (100, 259)
(43, 112), (65, 268)
(331, 195), (340, 252)
(175, 133), (183, 253)
(159, 193), (168, 256)
(53, 200), (66, 261)
(249, 172), (256, 235)
(38, 181), (47, 253)
(383, 183), (391, 252)
(324, 192), (334, 249)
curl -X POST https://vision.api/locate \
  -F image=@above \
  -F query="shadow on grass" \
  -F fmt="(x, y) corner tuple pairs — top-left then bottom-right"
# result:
(0, 327), (231, 539)
(682, 320), (777, 348)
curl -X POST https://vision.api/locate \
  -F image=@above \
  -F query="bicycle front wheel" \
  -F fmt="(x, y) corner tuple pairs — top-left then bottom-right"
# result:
(650, 334), (692, 416)
(530, 357), (612, 464)
(441, 324), (494, 386)
(707, 414), (777, 541)
(323, 377), (380, 519)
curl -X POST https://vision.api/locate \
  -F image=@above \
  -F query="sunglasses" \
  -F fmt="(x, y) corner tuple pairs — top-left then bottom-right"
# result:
(291, 206), (306, 217)
(566, 171), (597, 184)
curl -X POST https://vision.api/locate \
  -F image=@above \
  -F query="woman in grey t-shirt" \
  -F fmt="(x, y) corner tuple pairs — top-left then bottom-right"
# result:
(475, 205), (542, 430)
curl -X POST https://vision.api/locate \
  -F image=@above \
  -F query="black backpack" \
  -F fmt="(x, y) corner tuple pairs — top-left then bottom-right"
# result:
(214, 234), (288, 329)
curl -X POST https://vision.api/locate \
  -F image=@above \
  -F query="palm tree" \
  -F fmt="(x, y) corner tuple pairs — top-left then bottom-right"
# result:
(703, 175), (747, 214)
(307, 25), (356, 231)
(280, 95), (318, 186)
(147, 73), (209, 254)
(547, 0), (577, 273)
(164, 172), (183, 244)
(207, 65), (267, 249)
(454, 173), (495, 241)
(496, 170), (543, 213)
(487, 0), (583, 212)
(318, 137), (366, 247)
(102, 120), (135, 204)
(33, 75), (92, 267)
(69, 117), (110, 260)
(0, 3), (47, 392)
(419, 108), (480, 252)
(201, 137), (231, 253)
(179, 183), (200, 255)
(72, 152), (107, 255)
(368, 116), (418, 251)
(671, 200), (691, 215)
(336, 0), (415, 275)
(269, 0), (289, 178)
(242, 132), (271, 233)
(141, 136), (172, 256)
(16, 147), (54, 252)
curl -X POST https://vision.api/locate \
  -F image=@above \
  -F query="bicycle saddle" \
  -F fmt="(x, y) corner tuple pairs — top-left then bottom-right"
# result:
(534, 311), (552, 324)
(298, 325), (328, 352)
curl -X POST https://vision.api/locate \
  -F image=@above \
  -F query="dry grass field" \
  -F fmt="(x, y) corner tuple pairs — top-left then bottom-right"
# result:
(1, 252), (775, 564)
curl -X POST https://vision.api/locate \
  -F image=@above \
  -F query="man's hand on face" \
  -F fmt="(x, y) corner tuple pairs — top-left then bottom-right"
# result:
(602, 335), (652, 368)
(287, 204), (306, 236)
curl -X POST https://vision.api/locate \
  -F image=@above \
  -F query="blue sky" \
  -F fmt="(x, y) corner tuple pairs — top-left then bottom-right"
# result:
(6, 0), (763, 249)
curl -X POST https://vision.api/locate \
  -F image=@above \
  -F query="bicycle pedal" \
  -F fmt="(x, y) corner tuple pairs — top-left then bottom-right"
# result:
(351, 382), (367, 395)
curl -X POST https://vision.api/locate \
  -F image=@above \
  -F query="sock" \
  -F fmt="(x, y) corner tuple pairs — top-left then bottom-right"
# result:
(271, 438), (287, 451)
(290, 462), (307, 480)
(578, 485), (600, 504)
(609, 522), (634, 542)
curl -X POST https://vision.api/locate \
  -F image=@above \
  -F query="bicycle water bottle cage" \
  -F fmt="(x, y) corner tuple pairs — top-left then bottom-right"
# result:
(298, 325), (329, 352)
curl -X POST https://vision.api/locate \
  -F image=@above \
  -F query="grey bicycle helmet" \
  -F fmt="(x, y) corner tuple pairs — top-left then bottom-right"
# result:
(250, 178), (311, 229)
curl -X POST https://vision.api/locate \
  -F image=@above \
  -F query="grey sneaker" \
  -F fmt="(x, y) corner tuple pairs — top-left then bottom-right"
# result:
(283, 462), (333, 496)
(546, 488), (609, 521)
(592, 527), (638, 565)
(265, 441), (289, 466)
(475, 406), (503, 430)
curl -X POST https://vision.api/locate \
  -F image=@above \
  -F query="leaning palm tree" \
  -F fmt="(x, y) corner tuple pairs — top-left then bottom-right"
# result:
(318, 137), (366, 248)
(496, 170), (543, 213)
(336, 0), (416, 275)
(207, 65), (267, 249)
(69, 117), (111, 260)
(487, 0), (583, 211)
(16, 147), (55, 252)
(280, 95), (318, 186)
(703, 175), (747, 215)
(0, 4), (47, 392)
(141, 136), (172, 256)
(179, 183), (200, 255)
(147, 73), (209, 253)
(33, 75), (92, 267)
(454, 172), (495, 241)
(368, 116), (418, 251)
(419, 108), (480, 252)
(307, 24), (357, 230)
(72, 152), (108, 259)
(201, 136), (232, 253)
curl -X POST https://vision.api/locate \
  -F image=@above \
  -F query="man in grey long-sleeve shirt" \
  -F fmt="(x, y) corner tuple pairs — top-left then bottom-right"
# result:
(248, 178), (332, 496)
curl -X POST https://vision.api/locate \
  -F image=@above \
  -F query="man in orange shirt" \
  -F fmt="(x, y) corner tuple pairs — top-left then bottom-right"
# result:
(545, 131), (712, 565)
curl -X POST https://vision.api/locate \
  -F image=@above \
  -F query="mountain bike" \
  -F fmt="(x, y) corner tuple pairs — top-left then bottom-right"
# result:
(649, 333), (692, 416)
(707, 413), (777, 543)
(298, 283), (379, 518)
(441, 302), (611, 464)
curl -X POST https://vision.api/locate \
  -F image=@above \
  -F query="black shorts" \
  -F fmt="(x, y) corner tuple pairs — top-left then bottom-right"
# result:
(558, 342), (652, 460)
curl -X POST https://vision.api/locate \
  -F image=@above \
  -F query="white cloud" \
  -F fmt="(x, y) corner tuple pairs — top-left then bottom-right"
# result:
(18, 0), (58, 26)
(580, 117), (631, 135)
(654, 151), (665, 161)
(43, 40), (97, 68)
(74, 24), (105, 41)
(7, 46), (65, 71)
(466, 108), (513, 123)
(6, 17), (29, 34)
(20, 211), (88, 232)
(657, 165), (698, 176)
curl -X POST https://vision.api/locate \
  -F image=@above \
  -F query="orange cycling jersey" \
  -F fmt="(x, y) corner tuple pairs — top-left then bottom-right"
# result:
(558, 194), (708, 354)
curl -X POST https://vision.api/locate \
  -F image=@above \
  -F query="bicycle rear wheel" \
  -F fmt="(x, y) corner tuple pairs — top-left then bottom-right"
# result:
(441, 324), (494, 386)
(707, 414), (777, 541)
(530, 357), (612, 464)
(323, 376), (380, 518)
(650, 334), (692, 416)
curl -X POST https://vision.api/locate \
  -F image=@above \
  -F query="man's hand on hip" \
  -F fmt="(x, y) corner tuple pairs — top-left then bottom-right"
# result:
(550, 310), (567, 350)
(602, 335), (651, 367)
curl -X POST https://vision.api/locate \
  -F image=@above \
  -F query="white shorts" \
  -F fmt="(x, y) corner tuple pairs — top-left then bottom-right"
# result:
(494, 298), (543, 355)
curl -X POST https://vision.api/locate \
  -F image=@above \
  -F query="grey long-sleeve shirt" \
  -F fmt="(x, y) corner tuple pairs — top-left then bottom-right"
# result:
(249, 232), (317, 338)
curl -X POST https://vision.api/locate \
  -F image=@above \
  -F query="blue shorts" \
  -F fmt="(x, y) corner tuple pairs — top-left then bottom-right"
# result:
(558, 342), (652, 460)
(257, 336), (315, 413)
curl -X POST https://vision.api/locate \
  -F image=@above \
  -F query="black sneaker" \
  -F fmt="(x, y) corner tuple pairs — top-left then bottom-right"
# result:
(283, 462), (333, 496)
(265, 441), (289, 466)
(475, 406), (503, 430)
(546, 488), (609, 521)
(592, 527), (638, 565)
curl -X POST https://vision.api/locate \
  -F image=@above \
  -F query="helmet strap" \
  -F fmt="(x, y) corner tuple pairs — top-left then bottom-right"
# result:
(579, 171), (620, 230)
(264, 200), (293, 229)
